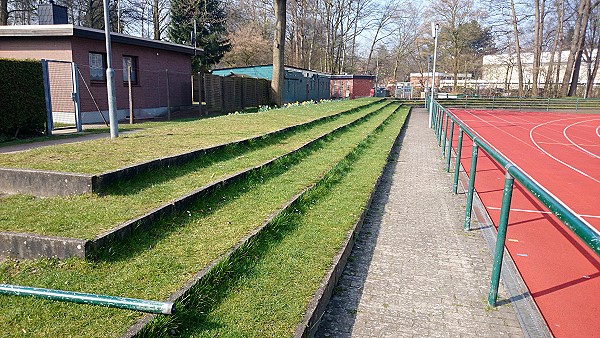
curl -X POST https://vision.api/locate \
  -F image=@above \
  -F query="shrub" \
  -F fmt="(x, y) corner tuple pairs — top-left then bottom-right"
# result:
(0, 59), (46, 141)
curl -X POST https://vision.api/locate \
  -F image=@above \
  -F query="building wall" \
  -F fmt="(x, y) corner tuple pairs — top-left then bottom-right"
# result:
(0, 36), (73, 61)
(71, 37), (192, 119)
(352, 78), (374, 98)
(1, 35), (192, 123)
(330, 77), (374, 99)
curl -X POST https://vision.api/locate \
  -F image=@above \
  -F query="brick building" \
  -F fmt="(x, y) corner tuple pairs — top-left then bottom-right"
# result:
(0, 24), (197, 123)
(330, 74), (375, 99)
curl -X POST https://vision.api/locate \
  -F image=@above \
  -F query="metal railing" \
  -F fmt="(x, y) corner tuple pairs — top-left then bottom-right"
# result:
(429, 99), (600, 306)
(0, 284), (174, 314)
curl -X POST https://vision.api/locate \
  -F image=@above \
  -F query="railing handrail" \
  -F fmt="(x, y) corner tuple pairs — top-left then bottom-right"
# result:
(434, 99), (600, 257)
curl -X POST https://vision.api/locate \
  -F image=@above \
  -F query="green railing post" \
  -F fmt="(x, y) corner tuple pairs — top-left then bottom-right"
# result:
(446, 120), (454, 171)
(488, 170), (515, 306)
(453, 129), (464, 194)
(464, 142), (479, 231)
(438, 110), (445, 146)
(442, 113), (449, 155)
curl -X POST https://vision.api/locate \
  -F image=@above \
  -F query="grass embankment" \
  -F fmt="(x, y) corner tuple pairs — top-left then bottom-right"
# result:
(142, 106), (410, 337)
(0, 103), (403, 338)
(0, 101), (390, 238)
(0, 99), (378, 173)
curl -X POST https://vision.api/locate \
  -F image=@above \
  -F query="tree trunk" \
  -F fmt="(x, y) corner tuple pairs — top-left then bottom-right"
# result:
(569, 44), (585, 96)
(0, 0), (8, 25)
(272, 0), (287, 106)
(560, 0), (590, 97)
(545, 0), (564, 96)
(153, 0), (160, 40)
(532, 0), (545, 96)
(510, 0), (524, 96)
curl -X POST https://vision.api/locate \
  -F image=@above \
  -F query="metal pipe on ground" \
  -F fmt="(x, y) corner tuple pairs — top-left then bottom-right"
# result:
(0, 284), (174, 315)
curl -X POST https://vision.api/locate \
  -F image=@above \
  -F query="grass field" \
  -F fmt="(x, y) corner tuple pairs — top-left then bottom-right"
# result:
(0, 101), (408, 337)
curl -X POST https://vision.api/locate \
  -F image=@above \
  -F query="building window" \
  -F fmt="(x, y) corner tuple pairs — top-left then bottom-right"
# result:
(89, 52), (106, 82)
(122, 56), (138, 85)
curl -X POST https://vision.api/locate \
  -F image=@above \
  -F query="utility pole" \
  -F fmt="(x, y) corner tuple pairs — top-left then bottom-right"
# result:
(429, 22), (439, 128)
(103, 0), (118, 138)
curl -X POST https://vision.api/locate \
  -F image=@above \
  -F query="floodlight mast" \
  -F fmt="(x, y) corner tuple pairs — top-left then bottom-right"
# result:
(428, 23), (439, 128)
(103, 0), (119, 138)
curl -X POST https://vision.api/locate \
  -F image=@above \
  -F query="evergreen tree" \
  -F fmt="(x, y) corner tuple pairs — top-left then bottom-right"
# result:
(168, 0), (231, 72)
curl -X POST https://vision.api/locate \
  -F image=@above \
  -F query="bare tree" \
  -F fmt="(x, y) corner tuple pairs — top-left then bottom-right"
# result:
(531, 0), (546, 96)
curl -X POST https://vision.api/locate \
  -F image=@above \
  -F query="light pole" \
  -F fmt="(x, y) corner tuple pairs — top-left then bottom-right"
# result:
(103, 0), (118, 138)
(429, 22), (439, 128)
(425, 55), (432, 105)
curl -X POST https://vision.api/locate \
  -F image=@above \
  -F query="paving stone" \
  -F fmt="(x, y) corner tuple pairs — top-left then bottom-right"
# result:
(315, 108), (524, 337)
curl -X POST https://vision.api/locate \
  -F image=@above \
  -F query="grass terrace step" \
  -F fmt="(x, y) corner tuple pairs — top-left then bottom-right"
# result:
(0, 103), (402, 337)
(0, 99), (380, 174)
(0, 99), (383, 197)
(0, 101), (391, 241)
(136, 106), (411, 337)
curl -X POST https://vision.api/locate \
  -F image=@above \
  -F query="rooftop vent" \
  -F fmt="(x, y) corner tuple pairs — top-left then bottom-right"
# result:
(38, 1), (68, 25)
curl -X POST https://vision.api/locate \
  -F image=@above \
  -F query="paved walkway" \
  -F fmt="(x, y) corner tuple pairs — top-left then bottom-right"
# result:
(316, 108), (525, 337)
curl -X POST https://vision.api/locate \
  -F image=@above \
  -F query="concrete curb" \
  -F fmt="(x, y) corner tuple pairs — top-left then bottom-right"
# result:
(293, 108), (411, 337)
(0, 101), (390, 260)
(0, 100), (383, 197)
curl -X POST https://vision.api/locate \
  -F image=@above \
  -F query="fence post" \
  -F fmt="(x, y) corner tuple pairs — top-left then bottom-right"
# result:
(546, 98), (550, 112)
(492, 96), (495, 110)
(166, 69), (171, 120)
(446, 120), (454, 172)
(437, 108), (444, 144)
(488, 170), (515, 306)
(464, 141), (479, 231)
(198, 72), (203, 115)
(41, 59), (53, 135)
(576, 97), (579, 111)
(453, 129), (464, 194)
(71, 62), (82, 132)
(128, 65), (134, 124)
(441, 112), (449, 150)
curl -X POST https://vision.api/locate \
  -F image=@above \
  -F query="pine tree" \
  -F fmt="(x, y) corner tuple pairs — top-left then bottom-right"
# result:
(168, 0), (231, 72)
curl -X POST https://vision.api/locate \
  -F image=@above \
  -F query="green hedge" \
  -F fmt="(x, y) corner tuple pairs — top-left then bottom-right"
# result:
(0, 59), (47, 141)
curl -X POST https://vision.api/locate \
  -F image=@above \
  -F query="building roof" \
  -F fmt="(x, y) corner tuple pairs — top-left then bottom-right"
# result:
(330, 74), (375, 80)
(0, 24), (200, 55)
(211, 64), (330, 80)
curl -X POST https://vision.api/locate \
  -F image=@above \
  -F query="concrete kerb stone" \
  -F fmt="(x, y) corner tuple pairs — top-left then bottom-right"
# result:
(293, 108), (411, 338)
(0, 99), (384, 197)
(0, 101), (390, 260)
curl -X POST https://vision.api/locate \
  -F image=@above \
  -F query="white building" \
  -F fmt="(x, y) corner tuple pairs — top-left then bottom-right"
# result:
(481, 50), (598, 92)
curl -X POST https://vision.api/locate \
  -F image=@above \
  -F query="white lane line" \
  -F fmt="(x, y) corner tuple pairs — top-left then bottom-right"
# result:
(487, 206), (600, 219)
(597, 126), (600, 138)
(530, 119), (600, 184)
(536, 141), (600, 147)
(563, 119), (600, 160)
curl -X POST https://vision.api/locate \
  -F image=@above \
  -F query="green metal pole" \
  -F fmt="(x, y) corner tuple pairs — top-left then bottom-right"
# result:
(488, 171), (515, 306)
(442, 113), (449, 155)
(438, 110), (444, 146)
(464, 142), (479, 231)
(453, 129), (464, 194)
(446, 120), (454, 172)
(0, 284), (174, 315)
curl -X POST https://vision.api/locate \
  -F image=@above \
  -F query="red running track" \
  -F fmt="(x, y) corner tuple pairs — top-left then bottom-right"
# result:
(447, 109), (600, 338)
